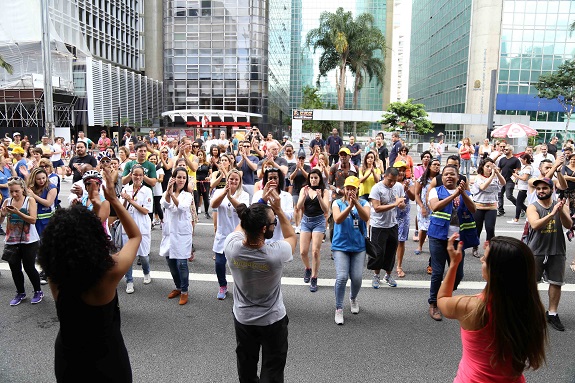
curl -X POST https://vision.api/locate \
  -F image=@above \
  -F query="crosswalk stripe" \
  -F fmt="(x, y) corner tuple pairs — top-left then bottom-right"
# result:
(2, 264), (573, 292)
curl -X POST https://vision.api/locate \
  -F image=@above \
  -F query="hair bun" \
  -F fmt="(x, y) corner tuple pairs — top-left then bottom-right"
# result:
(235, 203), (248, 219)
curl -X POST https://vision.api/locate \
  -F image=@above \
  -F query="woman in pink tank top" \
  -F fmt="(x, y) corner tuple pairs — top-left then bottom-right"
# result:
(437, 235), (547, 382)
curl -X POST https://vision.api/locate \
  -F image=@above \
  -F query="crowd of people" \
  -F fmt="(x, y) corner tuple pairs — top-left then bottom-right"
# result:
(1, 127), (573, 382)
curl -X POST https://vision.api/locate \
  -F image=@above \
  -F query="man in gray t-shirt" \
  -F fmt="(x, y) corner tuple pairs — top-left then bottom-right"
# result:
(224, 193), (296, 381)
(367, 167), (405, 289)
(525, 177), (571, 332)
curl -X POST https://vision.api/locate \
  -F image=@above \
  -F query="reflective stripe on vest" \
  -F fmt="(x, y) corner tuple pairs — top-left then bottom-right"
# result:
(459, 222), (476, 231)
(431, 211), (451, 220)
(37, 211), (54, 220)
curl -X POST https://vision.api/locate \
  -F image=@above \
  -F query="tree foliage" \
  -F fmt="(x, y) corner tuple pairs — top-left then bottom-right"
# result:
(0, 55), (14, 75)
(380, 99), (434, 134)
(534, 59), (575, 133)
(299, 85), (337, 137)
(306, 8), (386, 136)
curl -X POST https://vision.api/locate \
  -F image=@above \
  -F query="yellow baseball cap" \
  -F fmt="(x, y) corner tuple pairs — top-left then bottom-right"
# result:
(393, 160), (408, 168)
(339, 147), (351, 155)
(12, 146), (25, 155)
(343, 176), (360, 189)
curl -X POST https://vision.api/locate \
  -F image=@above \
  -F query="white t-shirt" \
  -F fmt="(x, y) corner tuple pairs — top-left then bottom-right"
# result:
(152, 168), (164, 196)
(51, 143), (63, 161)
(251, 189), (294, 243)
(225, 231), (293, 326)
(211, 189), (251, 253)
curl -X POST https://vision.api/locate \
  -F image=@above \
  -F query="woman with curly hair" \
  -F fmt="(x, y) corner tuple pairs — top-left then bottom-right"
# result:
(120, 165), (153, 294)
(438, 235), (547, 382)
(1, 177), (42, 306)
(37, 170), (141, 382)
(159, 167), (193, 305)
(195, 149), (211, 219)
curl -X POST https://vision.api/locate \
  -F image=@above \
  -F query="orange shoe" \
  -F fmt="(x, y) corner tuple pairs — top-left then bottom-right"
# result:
(168, 289), (181, 299)
(426, 265), (432, 275)
(179, 293), (188, 305)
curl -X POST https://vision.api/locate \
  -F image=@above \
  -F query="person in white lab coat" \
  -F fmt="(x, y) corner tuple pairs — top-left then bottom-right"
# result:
(159, 166), (194, 305)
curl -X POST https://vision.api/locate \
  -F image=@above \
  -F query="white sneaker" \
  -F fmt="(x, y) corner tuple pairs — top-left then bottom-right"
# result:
(350, 299), (359, 314)
(198, 207), (202, 214)
(126, 282), (134, 294)
(507, 220), (520, 224)
(143, 274), (152, 284)
(295, 226), (300, 234)
(334, 309), (344, 325)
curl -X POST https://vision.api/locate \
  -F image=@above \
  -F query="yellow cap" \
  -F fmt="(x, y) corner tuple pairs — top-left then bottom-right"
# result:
(343, 176), (360, 189)
(339, 147), (351, 155)
(393, 160), (408, 168)
(12, 147), (25, 155)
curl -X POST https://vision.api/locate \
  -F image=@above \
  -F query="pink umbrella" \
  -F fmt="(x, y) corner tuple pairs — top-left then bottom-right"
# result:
(491, 123), (538, 138)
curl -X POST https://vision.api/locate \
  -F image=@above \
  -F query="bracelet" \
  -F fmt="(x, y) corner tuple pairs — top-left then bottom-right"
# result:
(257, 198), (266, 204)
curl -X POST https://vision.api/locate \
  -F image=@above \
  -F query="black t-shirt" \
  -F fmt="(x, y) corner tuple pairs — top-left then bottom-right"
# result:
(547, 143), (558, 157)
(498, 156), (521, 181)
(68, 154), (98, 182)
(289, 164), (312, 195)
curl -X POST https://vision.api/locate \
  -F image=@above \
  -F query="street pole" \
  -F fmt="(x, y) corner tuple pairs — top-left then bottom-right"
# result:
(41, 0), (55, 141)
(486, 69), (497, 138)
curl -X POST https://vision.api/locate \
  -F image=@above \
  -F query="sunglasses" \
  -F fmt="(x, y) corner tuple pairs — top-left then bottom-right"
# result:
(100, 159), (111, 164)
(193, 145), (199, 148)
(8, 176), (21, 181)
(267, 217), (278, 227)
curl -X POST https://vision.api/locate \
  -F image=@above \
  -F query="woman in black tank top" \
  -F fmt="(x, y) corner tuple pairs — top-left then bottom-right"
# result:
(295, 169), (330, 292)
(37, 170), (142, 383)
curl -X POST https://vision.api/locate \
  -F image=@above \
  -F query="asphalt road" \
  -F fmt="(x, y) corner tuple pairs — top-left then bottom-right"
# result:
(1, 178), (575, 382)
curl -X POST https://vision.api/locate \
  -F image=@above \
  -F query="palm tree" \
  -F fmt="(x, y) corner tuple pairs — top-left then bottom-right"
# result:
(306, 7), (355, 135)
(0, 55), (14, 75)
(348, 16), (386, 136)
(571, 20), (575, 36)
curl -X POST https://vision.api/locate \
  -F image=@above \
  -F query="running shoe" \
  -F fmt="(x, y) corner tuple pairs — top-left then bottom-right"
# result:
(547, 312), (565, 331)
(384, 274), (397, 287)
(334, 309), (344, 325)
(10, 293), (26, 306)
(309, 277), (318, 292)
(350, 299), (359, 314)
(217, 286), (228, 300)
(126, 282), (134, 294)
(372, 274), (380, 289)
(303, 268), (312, 283)
(31, 291), (44, 304)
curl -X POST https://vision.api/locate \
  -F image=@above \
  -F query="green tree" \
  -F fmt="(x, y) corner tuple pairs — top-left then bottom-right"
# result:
(0, 55), (13, 75)
(534, 59), (575, 134)
(306, 8), (358, 135)
(299, 85), (337, 137)
(348, 16), (386, 136)
(380, 99), (434, 134)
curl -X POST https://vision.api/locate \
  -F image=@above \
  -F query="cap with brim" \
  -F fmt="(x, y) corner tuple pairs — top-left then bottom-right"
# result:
(100, 130), (107, 134)
(532, 177), (554, 188)
(298, 154), (306, 159)
(13, 132), (20, 137)
(393, 160), (408, 168)
(343, 176), (360, 189)
(12, 147), (25, 155)
(339, 147), (351, 155)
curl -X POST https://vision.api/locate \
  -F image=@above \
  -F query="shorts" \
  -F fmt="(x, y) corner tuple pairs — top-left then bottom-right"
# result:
(52, 159), (65, 168)
(535, 255), (566, 285)
(300, 214), (326, 233)
(417, 205), (431, 231)
(397, 215), (410, 242)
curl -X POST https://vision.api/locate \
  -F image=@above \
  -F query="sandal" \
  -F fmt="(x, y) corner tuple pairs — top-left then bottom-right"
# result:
(397, 268), (406, 278)
(570, 261), (575, 273)
(472, 247), (479, 258)
(426, 265), (432, 275)
(414, 249), (422, 255)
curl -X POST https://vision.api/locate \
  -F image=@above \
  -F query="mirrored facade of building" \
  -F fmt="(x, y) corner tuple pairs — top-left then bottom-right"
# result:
(408, 0), (471, 113)
(164, 0), (292, 131)
(497, 0), (575, 124)
(290, 0), (388, 112)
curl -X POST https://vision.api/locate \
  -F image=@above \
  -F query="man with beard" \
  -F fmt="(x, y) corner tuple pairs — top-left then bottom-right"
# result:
(224, 191), (296, 383)
(65, 141), (98, 183)
(525, 177), (572, 331)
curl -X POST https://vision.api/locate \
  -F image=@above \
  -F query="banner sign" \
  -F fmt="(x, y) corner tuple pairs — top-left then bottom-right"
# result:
(292, 109), (313, 120)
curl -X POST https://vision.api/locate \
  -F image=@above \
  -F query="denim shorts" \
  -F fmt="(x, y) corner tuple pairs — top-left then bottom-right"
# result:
(300, 214), (326, 233)
(397, 215), (410, 242)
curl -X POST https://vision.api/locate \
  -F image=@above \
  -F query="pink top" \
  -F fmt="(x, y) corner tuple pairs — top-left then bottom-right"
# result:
(454, 296), (525, 383)
(413, 165), (426, 180)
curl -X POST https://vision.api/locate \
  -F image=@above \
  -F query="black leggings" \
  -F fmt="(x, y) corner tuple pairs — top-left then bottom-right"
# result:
(153, 196), (163, 221)
(195, 181), (210, 213)
(6, 242), (41, 293)
(515, 190), (528, 220)
(473, 209), (496, 244)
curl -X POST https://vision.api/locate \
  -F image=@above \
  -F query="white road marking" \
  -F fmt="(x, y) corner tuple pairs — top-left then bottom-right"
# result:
(3, 264), (573, 292)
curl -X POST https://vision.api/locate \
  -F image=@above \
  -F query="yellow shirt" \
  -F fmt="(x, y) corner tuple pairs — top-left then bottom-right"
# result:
(185, 153), (197, 190)
(358, 167), (381, 196)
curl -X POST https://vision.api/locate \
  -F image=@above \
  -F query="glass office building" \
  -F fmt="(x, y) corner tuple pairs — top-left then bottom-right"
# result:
(163, 0), (291, 131)
(408, 0), (472, 113)
(290, 0), (388, 112)
(496, 0), (575, 125)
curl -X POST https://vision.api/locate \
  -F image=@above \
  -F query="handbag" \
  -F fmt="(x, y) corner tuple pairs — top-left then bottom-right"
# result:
(1, 244), (20, 262)
(358, 222), (378, 260)
(110, 220), (124, 250)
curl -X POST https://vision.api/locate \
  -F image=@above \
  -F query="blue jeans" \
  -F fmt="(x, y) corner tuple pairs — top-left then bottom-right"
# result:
(460, 159), (471, 181)
(215, 252), (227, 287)
(428, 237), (465, 304)
(166, 258), (189, 293)
(333, 250), (365, 310)
(125, 255), (150, 283)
